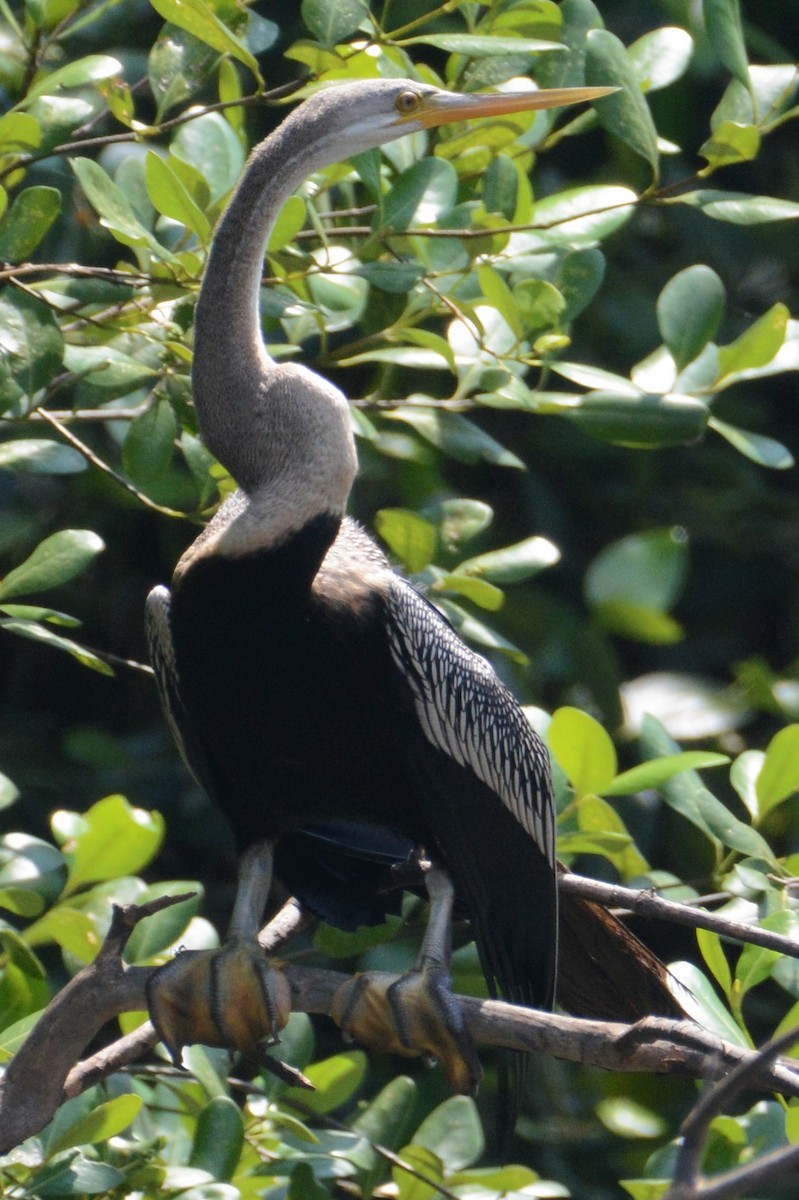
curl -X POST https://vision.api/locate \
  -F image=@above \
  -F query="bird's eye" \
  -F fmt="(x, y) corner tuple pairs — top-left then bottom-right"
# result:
(395, 90), (421, 115)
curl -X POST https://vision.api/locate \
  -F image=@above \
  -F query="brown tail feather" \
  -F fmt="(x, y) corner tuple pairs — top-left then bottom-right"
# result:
(557, 886), (686, 1021)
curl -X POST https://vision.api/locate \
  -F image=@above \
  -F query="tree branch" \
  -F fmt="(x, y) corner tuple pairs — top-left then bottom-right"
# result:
(664, 1026), (799, 1200)
(3, 892), (799, 1156)
(559, 873), (799, 959)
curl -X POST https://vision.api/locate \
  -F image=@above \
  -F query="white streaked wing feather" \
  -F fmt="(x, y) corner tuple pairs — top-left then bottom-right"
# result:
(385, 579), (555, 864)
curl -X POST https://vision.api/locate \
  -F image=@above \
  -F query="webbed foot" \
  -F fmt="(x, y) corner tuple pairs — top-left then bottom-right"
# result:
(330, 861), (482, 1095)
(146, 936), (291, 1066)
(146, 841), (291, 1065)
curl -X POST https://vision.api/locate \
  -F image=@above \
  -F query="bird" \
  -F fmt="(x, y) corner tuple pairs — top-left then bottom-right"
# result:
(144, 76), (621, 1100)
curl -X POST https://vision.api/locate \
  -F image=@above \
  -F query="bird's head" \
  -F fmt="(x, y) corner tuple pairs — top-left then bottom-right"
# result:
(276, 76), (618, 162)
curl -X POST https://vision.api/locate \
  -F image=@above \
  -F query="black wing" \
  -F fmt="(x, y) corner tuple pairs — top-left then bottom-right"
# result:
(384, 576), (558, 1011)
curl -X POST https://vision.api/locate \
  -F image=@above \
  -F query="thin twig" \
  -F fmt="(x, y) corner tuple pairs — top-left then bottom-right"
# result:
(665, 1026), (799, 1200)
(559, 873), (799, 959)
(34, 407), (189, 519)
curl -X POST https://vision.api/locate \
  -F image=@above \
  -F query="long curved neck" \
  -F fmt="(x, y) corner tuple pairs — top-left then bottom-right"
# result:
(191, 116), (340, 489)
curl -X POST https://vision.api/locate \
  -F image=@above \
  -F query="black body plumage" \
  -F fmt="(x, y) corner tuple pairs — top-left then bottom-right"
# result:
(147, 511), (558, 1011)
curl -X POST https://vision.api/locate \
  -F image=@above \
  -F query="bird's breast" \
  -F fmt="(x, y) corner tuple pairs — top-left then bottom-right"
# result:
(167, 518), (417, 845)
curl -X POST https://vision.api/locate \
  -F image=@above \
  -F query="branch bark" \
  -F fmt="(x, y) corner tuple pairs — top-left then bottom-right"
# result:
(3, 897), (799, 1157)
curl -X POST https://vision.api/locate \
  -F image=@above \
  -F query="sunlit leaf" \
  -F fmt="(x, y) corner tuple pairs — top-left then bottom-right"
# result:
(0, 185), (61, 261)
(657, 265), (725, 370)
(285, 1050), (367, 1114)
(413, 1096), (484, 1171)
(55, 794), (165, 895)
(585, 30), (659, 178)
(189, 1096), (244, 1181)
(549, 706), (617, 795)
(756, 725), (799, 816)
(605, 752), (729, 796)
(703, 0), (751, 95)
(709, 418), (794, 470)
(301, 0), (369, 45)
(0, 530), (104, 601)
(375, 509), (436, 573)
(49, 1095), (143, 1153)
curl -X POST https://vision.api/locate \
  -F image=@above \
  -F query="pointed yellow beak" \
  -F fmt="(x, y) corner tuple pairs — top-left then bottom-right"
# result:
(415, 85), (618, 128)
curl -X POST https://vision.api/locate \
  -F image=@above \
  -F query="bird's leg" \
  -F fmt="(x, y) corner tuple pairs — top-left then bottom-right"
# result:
(331, 860), (482, 1096)
(146, 841), (291, 1066)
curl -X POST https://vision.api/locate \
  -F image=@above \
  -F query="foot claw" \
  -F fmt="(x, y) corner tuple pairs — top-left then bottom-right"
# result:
(331, 967), (482, 1096)
(146, 937), (291, 1064)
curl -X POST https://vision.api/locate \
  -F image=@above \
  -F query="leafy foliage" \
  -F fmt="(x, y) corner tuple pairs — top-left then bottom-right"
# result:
(1, 0), (799, 1196)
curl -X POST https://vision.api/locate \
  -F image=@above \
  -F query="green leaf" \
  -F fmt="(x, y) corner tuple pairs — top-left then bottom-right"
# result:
(549, 706), (617, 795)
(627, 26), (694, 92)
(393, 1144), (444, 1200)
(577, 792), (649, 876)
(375, 509), (437, 573)
(699, 120), (759, 170)
(546, 390), (708, 448)
(736, 912), (798, 995)
(0, 438), (85, 474)
(478, 265), (523, 339)
(597, 1096), (666, 1138)
(285, 1049), (367, 1114)
(387, 408), (524, 469)
(585, 29), (660, 179)
(703, 0), (751, 95)
(533, 184), (637, 247)
(756, 725), (799, 816)
(709, 418), (794, 469)
(0, 529), (104, 601)
(435, 499), (493, 551)
(289, 1161), (329, 1200)
(25, 1153), (125, 1196)
(672, 190), (799, 224)
(301, 0), (369, 45)
(593, 600), (683, 645)
(639, 716), (773, 860)
(123, 882), (201, 962)
(0, 185), (61, 261)
(513, 278), (566, 333)
(314, 920), (396, 959)
(0, 619), (113, 674)
(354, 1076), (418, 1196)
(71, 156), (162, 252)
(435, 572), (503, 611)
(24, 54), (122, 103)
(585, 528), (688, 614)
(696, 927), (732, 1000)
(605, 752), (730, 796)
(149, 0), (261, 80)
(381, 159), (458, 232)
(667, 961), (748, 1046)
(0, 770), (19, 810)
(455, 536), (560, 584)
(717, 303), (789, 380)
(657, 266), (726, 370)
(0, 291), (63, 411)
(189, 1096), (245, 1180)
(482, 153), (519, 220)
(404, 34), (562, 55)
(413, 1096), (484, 1171)
(49, 1094), (143, 1153)
(0, 886), (44, 916)
(269, 194), (306, 252)
(55, 794), (165, 895)
(65, 344), (160, 395)
(0, 930), (49, 1029)
(730, 749), (764, 821)
(123, 399), (178, 488)
(172, 112), (245, 200)
(145, 151), (211, 240)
